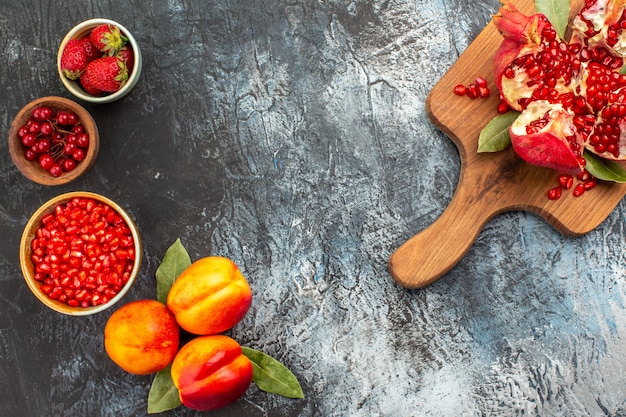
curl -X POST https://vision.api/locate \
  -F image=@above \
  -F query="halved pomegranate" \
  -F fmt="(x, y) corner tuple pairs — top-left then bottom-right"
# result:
(510, 101), (586, 174)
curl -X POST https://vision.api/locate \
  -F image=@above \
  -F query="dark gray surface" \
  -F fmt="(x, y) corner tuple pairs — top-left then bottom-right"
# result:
(1, 1), (625, 416)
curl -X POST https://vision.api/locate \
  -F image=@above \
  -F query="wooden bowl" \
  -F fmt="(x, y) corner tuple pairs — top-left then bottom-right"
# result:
(8, 96), (99, 186)
(20, 192), (142, 316)
(57, 18), (142, 103)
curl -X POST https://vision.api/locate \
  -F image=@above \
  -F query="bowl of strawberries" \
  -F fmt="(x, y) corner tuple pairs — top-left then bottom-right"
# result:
(57, 19), (142, 103)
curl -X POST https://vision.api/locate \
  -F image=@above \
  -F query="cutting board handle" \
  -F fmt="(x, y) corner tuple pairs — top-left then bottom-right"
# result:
(388, 181), (496, 289)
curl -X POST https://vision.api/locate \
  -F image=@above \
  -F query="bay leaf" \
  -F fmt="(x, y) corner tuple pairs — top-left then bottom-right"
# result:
(155, 238), (191, 304)
(241, 347), (304, 399)
(147, 365), (181, 414)
(584, 151), (626, 183)
(535, 0), (570, 40)
(477, 112), (520, 153)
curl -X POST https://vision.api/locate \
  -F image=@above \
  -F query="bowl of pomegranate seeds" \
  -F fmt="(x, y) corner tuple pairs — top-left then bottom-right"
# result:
(20, 192), (142, 316)
(8, 96), (99, 186)
(57, 18), (142, 103)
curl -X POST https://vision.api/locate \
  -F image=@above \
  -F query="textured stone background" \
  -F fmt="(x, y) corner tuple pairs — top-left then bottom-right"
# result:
(1, 1), (625, 416)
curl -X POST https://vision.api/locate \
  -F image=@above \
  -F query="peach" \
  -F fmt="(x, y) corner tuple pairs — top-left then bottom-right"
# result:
(104, 299), (180, 375)
(166, 256), (252, 335)
(171, 335), (253, 411)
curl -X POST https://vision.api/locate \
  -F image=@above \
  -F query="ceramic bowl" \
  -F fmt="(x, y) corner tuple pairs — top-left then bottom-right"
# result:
(57, 18), (142, 103)
(8, 96), (99, 186)
(20, 191), (142, 316)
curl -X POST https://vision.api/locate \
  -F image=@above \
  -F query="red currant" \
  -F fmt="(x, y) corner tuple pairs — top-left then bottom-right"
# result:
(24, 149), (37, 161)
(28, 121), (41, 134)
(32, 106), (53, 121)
(49, 164), (63, 177)
(38, 154), (54, 171)
(21, 133), (37, 147)
(35, 138), (51, 153)
(40, 121), (53, 135)
(71, 148), (85, 161)
(75, 133), (89, 148)
(61, 158), (77, 172)
(18, 107), (90, 178)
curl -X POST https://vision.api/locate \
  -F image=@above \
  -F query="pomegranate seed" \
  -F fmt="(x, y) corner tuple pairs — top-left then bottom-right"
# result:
(453, 84), (467, 96)
(475, 77), (488, 88)
(467, 84), (479, 99)
(548, 187), (562, 200)
(558, 174), (574, 189)
(573, 183), (585, 197)
(583, 179), (597, 190)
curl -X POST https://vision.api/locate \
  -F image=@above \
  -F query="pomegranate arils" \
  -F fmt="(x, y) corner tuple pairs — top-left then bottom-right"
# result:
(453, 84), (467, 96)
(488, 0), (626, 200)
(573, 183), (586, 196)
(558, 174), (574, 189)
(17, 106), (90, 177)
(453, 76), (491, 100)
(30, 197), (135, 308)
(548, 186), (562, 200)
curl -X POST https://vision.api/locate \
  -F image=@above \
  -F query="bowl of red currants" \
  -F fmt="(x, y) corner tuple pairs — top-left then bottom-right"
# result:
(57, 18), (142, 103)
(8, 96), (99, 186)
(20, 191), (142, 316)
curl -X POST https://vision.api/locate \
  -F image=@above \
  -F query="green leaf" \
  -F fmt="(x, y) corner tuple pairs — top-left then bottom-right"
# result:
(620, 65), (626, 75)
(241, 347), (304, 399)
(477, 112), (520, 153)
(583, 151), (626, 183)
(147, 365), (182, 414)
(155, 238), (191, 304)
(535, 0), (570, 40)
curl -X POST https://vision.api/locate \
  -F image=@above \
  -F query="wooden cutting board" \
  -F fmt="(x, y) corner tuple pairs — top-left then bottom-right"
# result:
(388, 0), (626, 289)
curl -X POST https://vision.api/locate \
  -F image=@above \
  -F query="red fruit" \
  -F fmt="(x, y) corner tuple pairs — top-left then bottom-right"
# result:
(80, 76), (104, 96)
(453, 84), (467, 96)
(586, 100), (626, 159)
(60, 39), (88, 80)
(558, 174), (574, 189)
(80, 56), (128, 93)
(491, 0), (626, 180)
(30, 197), (136, 308)
(170, 335), (253, 412)
(548, 186), (562, 200)
(89, 24), (127, 55)
(61, 158), (77, 172)
(510, 101), (585, 175)
(77, 36), (101, 62)
(38, 154), (54, 171)
(572, 0), (626, 58)
(493, 1), (565, 112)
(117, 45), (134, 72)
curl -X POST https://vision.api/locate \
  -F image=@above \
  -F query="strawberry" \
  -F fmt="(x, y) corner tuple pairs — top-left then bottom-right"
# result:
(117, 45), (134, 71)
(60, 39), (87, 80)
(89, 24), (127, 56)
(80, 56), (128, 94)
(79, 75), (104, 96)
(77, 36), (101, 62)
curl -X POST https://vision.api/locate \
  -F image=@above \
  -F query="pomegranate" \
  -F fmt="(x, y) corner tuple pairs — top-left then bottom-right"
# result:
(572, 0), (626, 58)
(493, 1), (571, 112)
(492, 0), (626, 175)
(510, 101), (586, 174)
